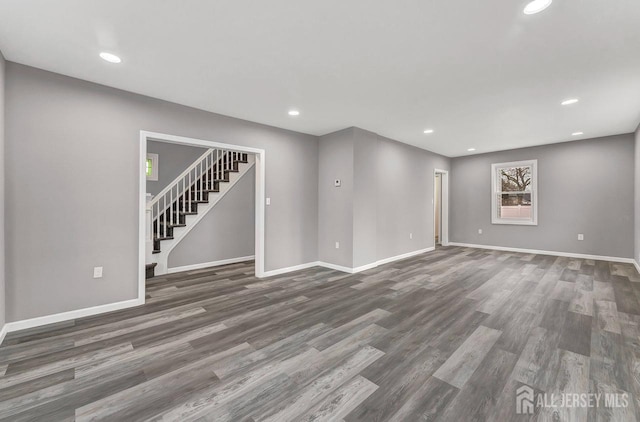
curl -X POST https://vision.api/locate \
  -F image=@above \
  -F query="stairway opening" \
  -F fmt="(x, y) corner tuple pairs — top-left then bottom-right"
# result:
(138, 131), (266, 300)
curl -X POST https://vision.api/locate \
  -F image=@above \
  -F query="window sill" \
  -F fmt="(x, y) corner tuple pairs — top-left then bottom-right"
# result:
(491, 219), (537, 226)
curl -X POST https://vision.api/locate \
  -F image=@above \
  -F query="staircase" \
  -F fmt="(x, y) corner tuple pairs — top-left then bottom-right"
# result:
(147, 148), (255, 275)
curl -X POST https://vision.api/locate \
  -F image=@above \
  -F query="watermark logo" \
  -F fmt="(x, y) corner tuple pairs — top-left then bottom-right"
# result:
(515, 384), (629, 414)
(516, 385), (535, 415)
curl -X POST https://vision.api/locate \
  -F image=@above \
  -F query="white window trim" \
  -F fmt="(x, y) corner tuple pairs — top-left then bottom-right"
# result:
(146, 153), (159, 181)
(491, 159), (538, 226)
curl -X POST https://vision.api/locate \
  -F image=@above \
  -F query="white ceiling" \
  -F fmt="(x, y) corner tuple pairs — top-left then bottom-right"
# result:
(1, 0), (639, 157)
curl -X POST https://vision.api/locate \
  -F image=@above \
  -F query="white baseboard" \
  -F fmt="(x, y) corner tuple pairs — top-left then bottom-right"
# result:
(2, 297), (144, 339)
(634, 260), (640, 276)
(261, 247), (437, 278)
(317, 261), (380, 274)
(261, 261), (321, 278)
(0, 324), (7, 346)
(376, 247), (436, 266)
(448, 242), (636, 264)
(318, 247), (436, 274)
(167, 255), (255, 274)
(316, 261), (353, 273)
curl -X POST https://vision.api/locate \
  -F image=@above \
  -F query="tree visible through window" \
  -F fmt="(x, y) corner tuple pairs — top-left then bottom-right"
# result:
(491, 160), (537, 225)
(146, 153), (158, 181)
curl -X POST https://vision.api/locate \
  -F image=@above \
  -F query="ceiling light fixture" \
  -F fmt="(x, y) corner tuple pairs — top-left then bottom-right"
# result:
(99, 52), (121, 63)
(467, 148), (476, 152)
(561, 98), (579, 106)
(523, 0), (553, 15)
(572, 132), (584, 136)
(288, 110), (300, 116)
(423, 129), (434, 134)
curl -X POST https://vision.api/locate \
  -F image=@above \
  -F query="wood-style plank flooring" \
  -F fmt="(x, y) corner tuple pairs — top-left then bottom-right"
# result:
(1, 246), (640, 421)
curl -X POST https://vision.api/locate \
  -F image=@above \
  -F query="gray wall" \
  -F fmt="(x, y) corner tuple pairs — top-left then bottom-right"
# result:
(451, 134), (635, 258)
(375, 135), (450, 261)
(635, 124), (640, 263)
(318, 128), (354, 268)
(318, 127), (450, 269)
(168, 166), (255, 268)
(146, 140), (206, 196)
(0, 51), (5, 330)
(353, 128), (378, 267)
(5, 63), (318, 322)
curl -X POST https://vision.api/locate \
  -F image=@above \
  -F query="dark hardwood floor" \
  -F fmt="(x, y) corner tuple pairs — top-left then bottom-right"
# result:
(1, 246), (639, 421)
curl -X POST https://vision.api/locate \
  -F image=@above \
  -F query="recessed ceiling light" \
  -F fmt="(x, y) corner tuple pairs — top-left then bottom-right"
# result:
(572, 132), (584, 136)
(288, 110), (300, 116)
(467, 148), (476, 152)
(561, 98), (579, 106)
(423, 129), (434, 134)
(99, 52), (121, 63)
(523, 0), (552, 15)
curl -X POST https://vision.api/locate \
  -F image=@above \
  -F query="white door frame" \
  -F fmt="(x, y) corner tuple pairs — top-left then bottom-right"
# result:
(434, 169), (449, 246)
(139, 131), (266, 301)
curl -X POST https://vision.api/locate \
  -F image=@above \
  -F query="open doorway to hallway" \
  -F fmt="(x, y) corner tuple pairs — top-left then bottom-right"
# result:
(434, 169), (449, 246)
(435, 173), (442, 245)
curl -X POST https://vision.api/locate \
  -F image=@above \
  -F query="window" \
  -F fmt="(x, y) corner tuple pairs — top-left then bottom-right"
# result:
(491, 159), (537, 225)
(146, 153), (158, 181)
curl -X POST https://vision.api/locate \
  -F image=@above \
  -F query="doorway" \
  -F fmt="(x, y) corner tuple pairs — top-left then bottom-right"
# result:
(435, 173), (442, 245)
(434, 169), (449, 246)
(139, 131), (266, 303)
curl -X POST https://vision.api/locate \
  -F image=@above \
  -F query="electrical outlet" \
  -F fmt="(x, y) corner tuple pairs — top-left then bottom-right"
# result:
(578, 234), (584, 241)
(478, 229), (483, 235)
(409, 233), (413, 239)
(266, 197), (271, 205)
(335, 241), (340, 249)
(93, 266), (103, 278)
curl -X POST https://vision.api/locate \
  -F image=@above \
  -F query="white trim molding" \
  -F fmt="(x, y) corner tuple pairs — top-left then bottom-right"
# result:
(319, 247), (436, 274)
(449, 242), (636, 264)
(376, 247), (436, 266)
(434, 168), (449, 246)
(261, 262), (321, 278)
(261, 247), (437, 278)
(491, 159), (538, 226)
(167, 256), (255, 274)
(2, 298), (143, 335)
(0, 324), (8, 346)
(317, 261), (376, 274)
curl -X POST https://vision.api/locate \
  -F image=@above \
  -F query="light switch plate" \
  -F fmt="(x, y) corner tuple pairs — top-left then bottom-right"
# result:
(266, 197), (271, 205)
(93, 266), (103, 278)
